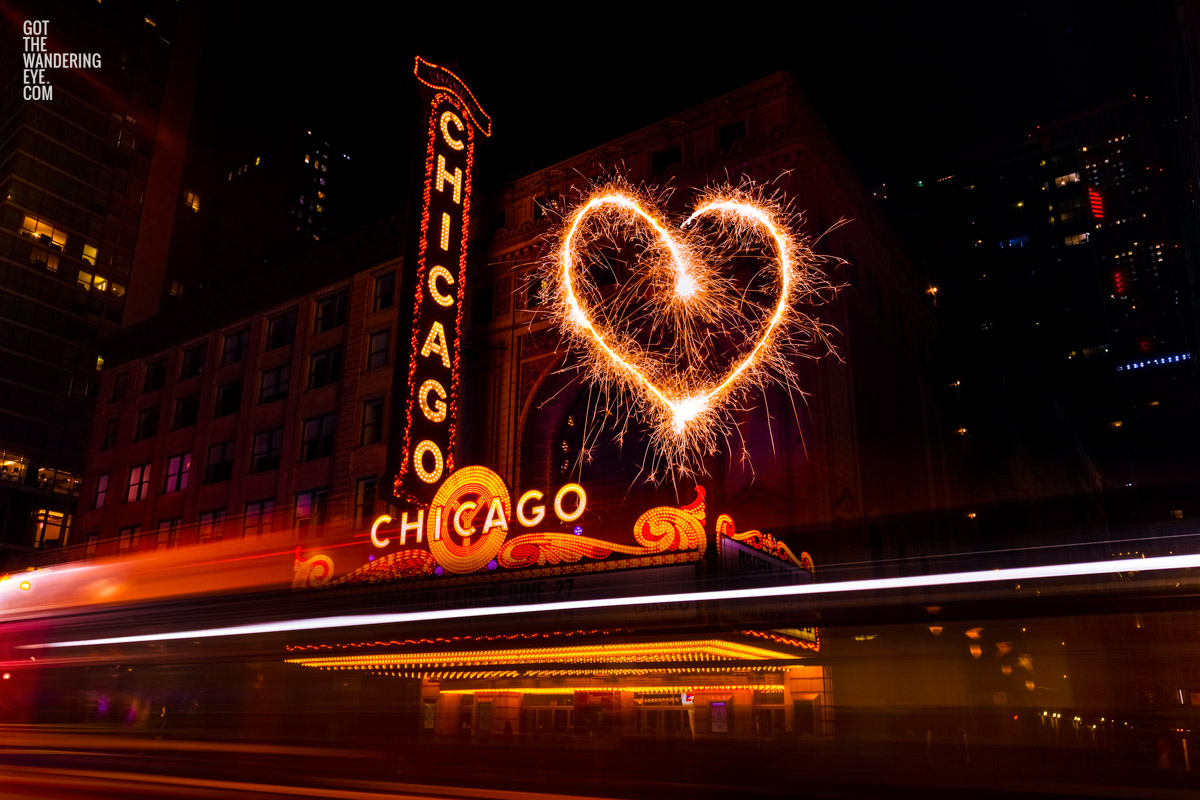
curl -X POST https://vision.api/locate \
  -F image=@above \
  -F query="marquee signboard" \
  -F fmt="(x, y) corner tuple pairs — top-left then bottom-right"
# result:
(392, 57), (491, 509)
(294, 465), (708, 589)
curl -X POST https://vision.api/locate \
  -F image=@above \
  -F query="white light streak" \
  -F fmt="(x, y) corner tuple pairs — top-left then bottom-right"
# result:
(25, 554), (1200, 650)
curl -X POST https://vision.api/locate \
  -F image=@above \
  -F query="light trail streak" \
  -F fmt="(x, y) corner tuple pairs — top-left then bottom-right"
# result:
(25, 553), (1200, 649)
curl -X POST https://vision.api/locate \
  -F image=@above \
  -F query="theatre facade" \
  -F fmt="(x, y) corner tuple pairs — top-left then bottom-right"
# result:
(52, 67), (950, 742)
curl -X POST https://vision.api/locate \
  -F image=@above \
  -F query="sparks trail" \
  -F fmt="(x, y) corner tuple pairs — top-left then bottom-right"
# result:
(539, 178), (842, 480)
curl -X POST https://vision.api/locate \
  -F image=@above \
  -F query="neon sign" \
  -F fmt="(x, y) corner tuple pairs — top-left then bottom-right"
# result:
(394, 57), (490, 508)
(295, 465), (707, 585)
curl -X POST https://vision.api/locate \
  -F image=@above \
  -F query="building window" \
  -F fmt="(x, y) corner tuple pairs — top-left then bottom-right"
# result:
(156, 518), (182, 550)
(719, 120), (747, 151)
(20, 215), (67, 250)
(111, 372), (127, 403)
(1065, 233), (1091, 246)
(353, 477), (377, 530)
(313, 291), (349, 333)
(126, 464), (151, 502)
(184, 190), (200, 212)
(85, 533), (99, 557)
(295, 488), (330, 535)
(31, 247), (60, 272)
(144, 360), (167, 392)
(259, 364), (291, 403)
(300, 413), (337, 461)
(222, 328), (249, 365)
(102, 418), (119, 450)
(365, 329), (390, 371)
(205, 441), (235, 484)
(1054, 172), (1081, 187)
(308, 348), (342, 389)
(77, 269), (110, 292)
(251, 429), (283, 473)
(373, 272), (395, 312)
(244, 499), (275, 538)
(198, 509), (225, 544)
(361, 398), (384, 446)
(266, 310), (297, 351)
(173, 394), (199, 429)
(118, 525), (141, 553)
(82, 243), (98, 265)
(34, 508), (69, 548)
(94, 474), (109, 509)
(181, 345), (207, 379)
(168, 280), (185, 297)
(164, 453), (191, 493)
(214, 380), (242, 417)
(135, 407), (160, 440)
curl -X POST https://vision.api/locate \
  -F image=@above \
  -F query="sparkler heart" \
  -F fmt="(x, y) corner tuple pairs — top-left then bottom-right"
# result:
(558, 191), (798, 437)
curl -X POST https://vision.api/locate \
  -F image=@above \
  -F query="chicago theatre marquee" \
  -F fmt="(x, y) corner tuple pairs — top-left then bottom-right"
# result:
(284, 59), (829, 742)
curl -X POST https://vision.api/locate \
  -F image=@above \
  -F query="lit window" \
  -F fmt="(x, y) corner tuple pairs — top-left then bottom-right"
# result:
(94, 474), (109, 509)
(111, 282), (126, 297)
(126, 464), (151, 502)
(168, 280), (185, 297)
(184, 191), (200, 212)
(34, 509), (69, 548)
(1064, 233), (1091, 246)
(77, 270), (95, 291)
(164, 453), (191, 493)
(82, 244), (98, 265)
(19, 215), (67, 250)
(1054, 172), (1081, 187)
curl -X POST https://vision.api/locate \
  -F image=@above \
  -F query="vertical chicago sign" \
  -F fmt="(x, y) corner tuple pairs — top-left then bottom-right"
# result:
(394, 57), (491, 507)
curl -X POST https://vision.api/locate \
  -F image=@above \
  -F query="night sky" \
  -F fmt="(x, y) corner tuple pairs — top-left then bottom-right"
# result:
(213, 2), (1145, 206)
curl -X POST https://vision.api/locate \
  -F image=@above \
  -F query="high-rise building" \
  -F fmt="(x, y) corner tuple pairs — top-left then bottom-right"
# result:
(198, 129), (353, 284)
(0, 0), (203, 562)
(896, 96), (1199, 531)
